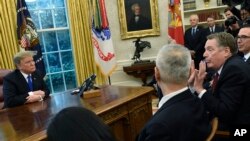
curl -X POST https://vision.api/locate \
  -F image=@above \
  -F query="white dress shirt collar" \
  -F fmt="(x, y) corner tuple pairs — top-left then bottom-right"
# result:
(20, 71), (31, 82)
(192, 26), (197, 30)
(210, 25), (215, 32)
(244, 52), (250, 61)
(217, 65), (223, 75)
(158, 87), (188, 109)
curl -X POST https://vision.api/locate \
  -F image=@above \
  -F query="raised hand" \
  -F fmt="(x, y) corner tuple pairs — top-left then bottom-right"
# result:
(188, 60), (196, 87)
(194, 61), (207, 93)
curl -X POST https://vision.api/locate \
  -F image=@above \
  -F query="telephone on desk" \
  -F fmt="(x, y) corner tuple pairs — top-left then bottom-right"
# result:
(71, 74), (98, 97)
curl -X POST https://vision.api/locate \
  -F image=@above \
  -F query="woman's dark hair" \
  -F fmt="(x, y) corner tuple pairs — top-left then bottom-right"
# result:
(47, 107), (116, 141)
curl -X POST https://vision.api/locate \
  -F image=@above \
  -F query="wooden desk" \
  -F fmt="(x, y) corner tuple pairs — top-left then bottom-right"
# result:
(0, 85), (153, 141)
(123, 61), (155, 86)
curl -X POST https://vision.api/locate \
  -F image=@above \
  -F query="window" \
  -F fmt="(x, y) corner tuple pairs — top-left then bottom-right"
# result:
(27, 0), (77, 93)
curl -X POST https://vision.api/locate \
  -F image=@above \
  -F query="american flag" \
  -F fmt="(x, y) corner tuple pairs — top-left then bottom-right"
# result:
(17, 0), (46, 77)
(91, 0), (117, 76)
(20, 34), (30, 48)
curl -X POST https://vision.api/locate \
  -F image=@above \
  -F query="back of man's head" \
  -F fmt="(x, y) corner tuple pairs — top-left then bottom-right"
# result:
(156, 44), (191, 85)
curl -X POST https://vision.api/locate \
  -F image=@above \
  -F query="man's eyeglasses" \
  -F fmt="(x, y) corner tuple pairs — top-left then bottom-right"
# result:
(236, 35), (250, 41)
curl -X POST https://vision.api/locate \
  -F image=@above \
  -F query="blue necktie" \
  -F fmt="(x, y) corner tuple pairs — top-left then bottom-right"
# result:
(192, 28), (196, 36)
(27, 75), (33, 91)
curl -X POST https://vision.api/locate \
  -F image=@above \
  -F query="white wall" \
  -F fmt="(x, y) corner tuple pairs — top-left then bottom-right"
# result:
(106, 0), (169, 86)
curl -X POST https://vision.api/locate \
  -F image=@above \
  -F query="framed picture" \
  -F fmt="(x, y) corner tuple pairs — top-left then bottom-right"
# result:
(117, 0), (160, 39)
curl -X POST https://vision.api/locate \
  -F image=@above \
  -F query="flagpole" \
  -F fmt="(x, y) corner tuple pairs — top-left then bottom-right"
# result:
(91, 0), (116, 78)
(108, 76), (111, 85)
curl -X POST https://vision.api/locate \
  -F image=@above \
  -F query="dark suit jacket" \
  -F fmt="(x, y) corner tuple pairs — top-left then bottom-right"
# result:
(137, 89), (211, 141)
(201, 55), (250, 129)
(184, 26), (206, 69)
(204, 25), (224, 37)
(246, 57), (250, 64)
(3, 69), (50, 108)
(127, 15), (152, 31)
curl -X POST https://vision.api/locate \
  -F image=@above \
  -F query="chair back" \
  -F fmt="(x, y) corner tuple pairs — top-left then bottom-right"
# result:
(212, 117), (230, 140)
(215, 130), (230, 137)
(0, 69), (12, 109)
(206, 117), (218, 141)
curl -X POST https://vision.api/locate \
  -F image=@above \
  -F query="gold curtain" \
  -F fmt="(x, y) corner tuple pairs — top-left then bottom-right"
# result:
(0, 0), (19, 69)
(67, 0), (106, 85)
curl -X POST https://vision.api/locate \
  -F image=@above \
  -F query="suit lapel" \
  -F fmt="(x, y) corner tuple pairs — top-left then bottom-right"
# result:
(16, 70), (30, 92)
(215, 26), (219, 32)
(213, 56), (238, 94)
(246, 58), (250, 64)
(31, 72), (39, 91)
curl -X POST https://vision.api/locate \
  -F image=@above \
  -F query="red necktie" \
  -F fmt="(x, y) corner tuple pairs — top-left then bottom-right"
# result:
(212, 73), (219, 93)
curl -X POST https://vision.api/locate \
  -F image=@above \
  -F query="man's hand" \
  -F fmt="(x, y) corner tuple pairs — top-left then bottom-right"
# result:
(26, 90), (45, 103)
(194, 61), (207, 94)
(32, 90), (45, 98)
(26, 94), (42, 103)
(188, 60), (196, 87)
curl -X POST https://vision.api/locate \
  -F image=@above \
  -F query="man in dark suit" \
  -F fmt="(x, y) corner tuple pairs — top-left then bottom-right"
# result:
(184, 14), (206, 69)
(237, 24), (250, 64)
(240, 6), (250, 25)
(190, 32), (250, 130)
(127, 3), (152, 31)
(137, 44), (211, 141)
(204, 15), (225, 84)
(3, 51), (50, 108)
(204, 15), (224, 36)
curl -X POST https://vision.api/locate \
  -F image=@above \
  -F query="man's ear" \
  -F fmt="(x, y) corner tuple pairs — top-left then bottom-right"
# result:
(224, 47), (231, 57)
(154, 67), (160, 82)
(16, 64), (21, 70)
